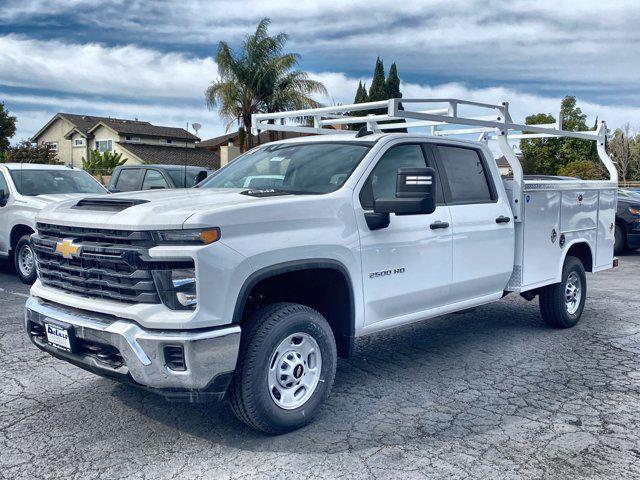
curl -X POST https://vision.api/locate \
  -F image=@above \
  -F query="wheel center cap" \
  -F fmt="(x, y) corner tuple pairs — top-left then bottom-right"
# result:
(293, 364), (304, 379)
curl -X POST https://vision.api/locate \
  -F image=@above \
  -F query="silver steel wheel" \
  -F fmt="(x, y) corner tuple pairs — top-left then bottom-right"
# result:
(17, 243), (35, 278)
(268, 332), (322, 410)
(565, 271), (582, 315)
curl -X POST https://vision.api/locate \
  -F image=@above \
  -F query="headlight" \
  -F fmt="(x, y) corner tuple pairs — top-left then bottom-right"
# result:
(152, 267), (197, 310)
(629, 206), (640, 216)
(154, 228), (220, 245)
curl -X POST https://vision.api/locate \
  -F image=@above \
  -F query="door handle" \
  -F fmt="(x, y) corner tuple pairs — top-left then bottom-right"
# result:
(430, 221), (450, 230)
(495, 216), (511, 224)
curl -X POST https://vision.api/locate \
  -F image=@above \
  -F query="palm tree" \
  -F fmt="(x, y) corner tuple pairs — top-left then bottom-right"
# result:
(205, 18), (326, 149)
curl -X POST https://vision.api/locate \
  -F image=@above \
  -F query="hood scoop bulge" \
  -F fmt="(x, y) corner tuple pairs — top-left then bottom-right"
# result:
(72, 198), (150, 211)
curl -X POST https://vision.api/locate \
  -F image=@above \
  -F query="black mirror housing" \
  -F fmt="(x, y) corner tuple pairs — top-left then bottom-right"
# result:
(374, 167), (436, 216)
(0, 189), (7, 207)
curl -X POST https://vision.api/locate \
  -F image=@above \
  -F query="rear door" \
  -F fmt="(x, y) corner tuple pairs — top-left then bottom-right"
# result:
(431, 143), (514, 302)
(356, 142), (453, 327)
(0, 170), (10, 255)
(141, 169), (170, 190)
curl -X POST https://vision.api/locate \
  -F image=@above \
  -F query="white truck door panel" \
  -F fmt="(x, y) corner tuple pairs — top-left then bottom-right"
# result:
(359, 208), (453, 325)
(0, 170), (10, 255)
(448, 203), (514, 301)
(355, 143), (453, 326)
(433, 144), (514, 302)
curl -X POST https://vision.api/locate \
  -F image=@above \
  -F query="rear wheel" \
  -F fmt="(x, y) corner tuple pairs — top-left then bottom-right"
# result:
(614, 224), (625, 255)
(539, 256), (586, 328)
(228, 302), (337, 434)
(14, 235), (37, 284)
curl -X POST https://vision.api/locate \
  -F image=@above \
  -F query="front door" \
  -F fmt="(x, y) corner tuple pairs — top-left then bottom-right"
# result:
(355, 143), (453, 327)
(0, 171), (10, 256)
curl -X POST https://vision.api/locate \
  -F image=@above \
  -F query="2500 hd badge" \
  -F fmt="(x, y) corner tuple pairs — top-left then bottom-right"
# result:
(369, 267), (406, 279)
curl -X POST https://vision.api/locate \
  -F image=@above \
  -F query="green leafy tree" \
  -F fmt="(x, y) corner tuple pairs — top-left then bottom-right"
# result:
(557, 159), (604, 180)
(82, 149), (126, 184)
(520, 96), (600, 176)
(0, 102), (17, 153)
(205, 18), (326, 149)
(0, 141), (60, 164)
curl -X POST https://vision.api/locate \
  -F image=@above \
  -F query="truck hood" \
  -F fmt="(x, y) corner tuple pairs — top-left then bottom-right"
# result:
(22, 193), (92, 208)
(36, 188), (292, 229)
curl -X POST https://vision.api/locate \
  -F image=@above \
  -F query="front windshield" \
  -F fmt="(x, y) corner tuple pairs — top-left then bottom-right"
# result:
(198, 142), (371, 194)
(10, 169), (107, 196)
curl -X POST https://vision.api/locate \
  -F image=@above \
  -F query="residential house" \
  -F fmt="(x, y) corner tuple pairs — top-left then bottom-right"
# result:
(198, 130), (309, 168)
(31, 113), (220, 169)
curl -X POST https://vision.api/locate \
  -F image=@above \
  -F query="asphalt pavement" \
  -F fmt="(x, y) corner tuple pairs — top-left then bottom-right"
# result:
(1, 253), (639, 479)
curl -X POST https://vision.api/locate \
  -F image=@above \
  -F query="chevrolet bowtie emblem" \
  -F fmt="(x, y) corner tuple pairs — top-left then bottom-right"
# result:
(54, 239), (80, 259)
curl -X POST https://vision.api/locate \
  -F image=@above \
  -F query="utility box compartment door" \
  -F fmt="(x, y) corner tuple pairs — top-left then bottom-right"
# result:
(522, 191), (561, 286)
(561, 190), (598, 232)
(596, 189), (616, 269)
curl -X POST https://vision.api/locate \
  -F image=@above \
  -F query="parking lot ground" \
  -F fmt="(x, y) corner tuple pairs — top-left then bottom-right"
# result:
(1, 253), (640, 479)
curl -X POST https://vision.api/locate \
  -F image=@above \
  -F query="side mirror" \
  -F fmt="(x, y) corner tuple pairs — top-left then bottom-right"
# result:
(374, 167), (437, 216)
(0, 189), (8, 207)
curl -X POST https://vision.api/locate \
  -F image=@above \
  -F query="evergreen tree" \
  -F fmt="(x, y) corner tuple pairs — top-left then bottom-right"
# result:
(368, 57), (387, 102)
(353, 81), (368, 104)
(384, 62), (406, 132)
(385, 63), (402, 99)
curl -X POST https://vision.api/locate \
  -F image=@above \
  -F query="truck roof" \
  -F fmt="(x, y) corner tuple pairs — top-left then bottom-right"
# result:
(266, 132), (486, 148)
(0, 163), (76, 171)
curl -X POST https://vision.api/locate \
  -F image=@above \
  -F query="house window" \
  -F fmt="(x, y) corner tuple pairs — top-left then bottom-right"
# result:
(164, 139), (173, 144)
(95, 139), (113, 152)
(44, 142), (58, 152)
(125, 136), (141, 142)
(73, 138), (85, 147)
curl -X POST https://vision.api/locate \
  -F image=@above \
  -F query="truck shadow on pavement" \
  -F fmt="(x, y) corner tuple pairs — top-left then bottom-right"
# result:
(109, 291), (634, 454)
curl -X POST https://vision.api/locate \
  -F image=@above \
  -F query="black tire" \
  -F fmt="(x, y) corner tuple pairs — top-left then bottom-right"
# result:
(228, 302), (337, 434)
(539, 256), (586, 328)
(13, 235), (37, 284)
(614, 224), (625, 255)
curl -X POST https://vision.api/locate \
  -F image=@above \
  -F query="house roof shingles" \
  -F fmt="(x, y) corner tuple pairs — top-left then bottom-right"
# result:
(118, 143), (220, 170)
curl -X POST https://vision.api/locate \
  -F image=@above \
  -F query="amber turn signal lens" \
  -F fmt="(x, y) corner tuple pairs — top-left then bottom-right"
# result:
(629, 207), (640, 216)
(199, 229), (220, 244)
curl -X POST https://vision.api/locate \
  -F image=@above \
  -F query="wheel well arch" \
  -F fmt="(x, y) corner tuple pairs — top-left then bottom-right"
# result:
(10, 224), (34, 250)
(234, 260), (355, 358)
(564, 241), (593, 273)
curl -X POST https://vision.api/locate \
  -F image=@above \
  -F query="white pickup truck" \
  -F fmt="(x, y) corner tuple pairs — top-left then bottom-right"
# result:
(24, 98), (618, 434)
(0, 163), (107, 283)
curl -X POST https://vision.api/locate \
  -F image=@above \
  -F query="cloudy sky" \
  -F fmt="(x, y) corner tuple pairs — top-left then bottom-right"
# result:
(1, 0), (639, 143)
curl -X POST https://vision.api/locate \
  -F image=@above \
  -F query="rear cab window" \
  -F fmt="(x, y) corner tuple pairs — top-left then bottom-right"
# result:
(433, 145), (496, 204)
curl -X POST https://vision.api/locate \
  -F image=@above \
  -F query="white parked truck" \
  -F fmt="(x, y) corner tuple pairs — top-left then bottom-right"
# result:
(0, 163), (107, 283)
(24, 98), (618, 433)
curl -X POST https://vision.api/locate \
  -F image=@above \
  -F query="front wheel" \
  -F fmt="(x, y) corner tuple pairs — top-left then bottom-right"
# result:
(228, 303), (337, 434)
(14, 235), (37, 284)
(539, 256), (586, 328)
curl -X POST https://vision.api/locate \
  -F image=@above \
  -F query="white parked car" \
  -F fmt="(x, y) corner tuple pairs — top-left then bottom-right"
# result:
(0, 163), (107, 283)
(24, 98), (618, 434)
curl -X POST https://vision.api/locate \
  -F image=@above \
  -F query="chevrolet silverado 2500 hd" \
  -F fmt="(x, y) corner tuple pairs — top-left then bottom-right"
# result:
(24, 98), (618, 434)
(0, 163), (107, 283)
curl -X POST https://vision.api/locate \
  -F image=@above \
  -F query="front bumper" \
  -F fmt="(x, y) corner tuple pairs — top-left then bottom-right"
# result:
(24, 296), (241, 402)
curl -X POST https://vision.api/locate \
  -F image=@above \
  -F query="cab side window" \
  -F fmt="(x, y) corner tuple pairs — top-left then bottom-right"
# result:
(360, 144), (427, 210)
(141, 169), (169, 190)
(435, 145), (495, 204)
(114, 168), (142, 191)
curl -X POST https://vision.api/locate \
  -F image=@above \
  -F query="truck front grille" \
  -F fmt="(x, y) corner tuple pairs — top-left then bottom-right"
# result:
(32, 223), (182, 304)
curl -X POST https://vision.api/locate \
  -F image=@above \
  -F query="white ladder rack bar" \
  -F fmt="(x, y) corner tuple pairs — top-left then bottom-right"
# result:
(251, 97), (617, 223)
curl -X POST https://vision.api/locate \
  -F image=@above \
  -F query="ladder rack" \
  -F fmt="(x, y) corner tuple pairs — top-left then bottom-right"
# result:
(252, 98), (617, 222)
